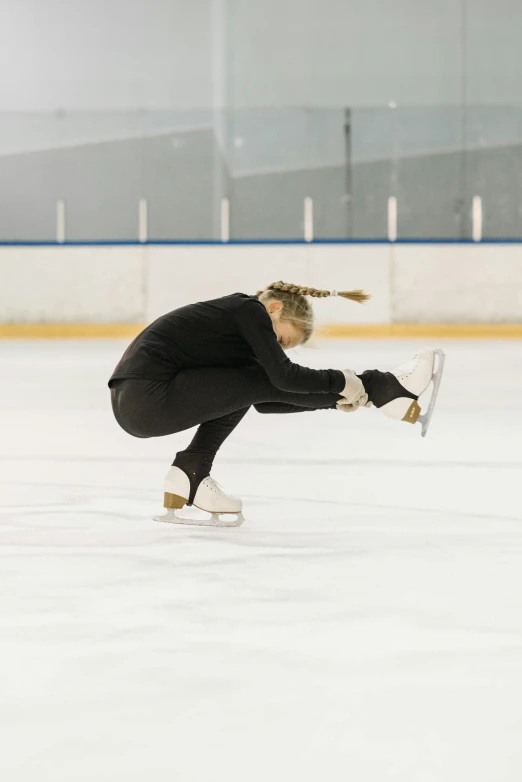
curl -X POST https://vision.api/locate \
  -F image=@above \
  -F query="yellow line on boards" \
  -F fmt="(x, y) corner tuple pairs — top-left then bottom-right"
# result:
(1, 323), (522, 339)
(0, 323), (147, 339)
(316, 324), (522, 339)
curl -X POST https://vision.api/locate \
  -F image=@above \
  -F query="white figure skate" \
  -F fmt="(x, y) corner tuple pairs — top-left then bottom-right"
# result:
(153, 466), (244, 527)
(380, 347), (445, 437)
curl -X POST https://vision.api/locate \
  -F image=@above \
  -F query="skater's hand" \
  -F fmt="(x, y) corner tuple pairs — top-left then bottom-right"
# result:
(340, 369), (367, 405)
(337, 395), (372, 413)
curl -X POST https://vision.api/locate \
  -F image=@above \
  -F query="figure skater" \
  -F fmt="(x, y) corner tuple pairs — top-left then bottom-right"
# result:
(109, 282), (444, 526)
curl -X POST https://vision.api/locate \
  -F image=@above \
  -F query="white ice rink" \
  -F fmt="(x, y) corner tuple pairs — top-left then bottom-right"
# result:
(1, 339), (521, 782)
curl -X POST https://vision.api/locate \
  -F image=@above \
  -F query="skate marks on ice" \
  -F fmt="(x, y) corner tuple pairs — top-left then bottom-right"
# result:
(2, 477), (521, 550)
(2, 452), (522, 470)
(2, 340), (522, 781)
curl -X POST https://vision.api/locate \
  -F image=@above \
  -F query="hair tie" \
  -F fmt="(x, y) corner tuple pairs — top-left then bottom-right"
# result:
(330, 289), (338, 297)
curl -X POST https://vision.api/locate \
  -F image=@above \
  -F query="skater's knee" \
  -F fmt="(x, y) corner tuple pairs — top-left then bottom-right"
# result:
(114, 417), (153, 438)
(254, 402), (288, 414)
(254, 403), (271, 414)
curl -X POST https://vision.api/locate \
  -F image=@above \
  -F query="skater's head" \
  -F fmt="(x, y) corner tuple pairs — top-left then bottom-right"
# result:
(257, 281), (371, 347)
(262, 297), (305, 349)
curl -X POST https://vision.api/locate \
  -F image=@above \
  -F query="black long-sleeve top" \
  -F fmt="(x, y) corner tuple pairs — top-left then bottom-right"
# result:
(108, 293), (345, 395)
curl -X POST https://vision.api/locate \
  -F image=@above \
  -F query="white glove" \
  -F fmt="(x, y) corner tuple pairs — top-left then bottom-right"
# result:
(337, 396), (373, 413)
(340, 369), (367, 405)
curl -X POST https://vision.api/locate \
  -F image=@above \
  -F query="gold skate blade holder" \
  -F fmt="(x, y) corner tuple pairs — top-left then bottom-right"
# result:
(164, 492), (187, 510)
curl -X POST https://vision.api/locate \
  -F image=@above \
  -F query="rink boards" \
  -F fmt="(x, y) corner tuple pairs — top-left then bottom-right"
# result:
(1, 242), (522, 337)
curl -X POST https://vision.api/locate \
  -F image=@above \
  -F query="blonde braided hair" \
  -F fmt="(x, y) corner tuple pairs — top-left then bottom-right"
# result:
(256, 280), (371, 343)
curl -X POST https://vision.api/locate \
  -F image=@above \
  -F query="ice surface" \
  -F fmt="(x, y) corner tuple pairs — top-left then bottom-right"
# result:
(0, 339), (521, 782)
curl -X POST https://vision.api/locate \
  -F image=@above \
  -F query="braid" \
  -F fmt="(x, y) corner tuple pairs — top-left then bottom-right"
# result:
(263, 280), (371, 304)
(267, 281), (330, 298)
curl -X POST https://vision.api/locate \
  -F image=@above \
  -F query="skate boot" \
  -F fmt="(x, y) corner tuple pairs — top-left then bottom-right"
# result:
(380, 347), (445, 437)
(154, 466), (244, 527)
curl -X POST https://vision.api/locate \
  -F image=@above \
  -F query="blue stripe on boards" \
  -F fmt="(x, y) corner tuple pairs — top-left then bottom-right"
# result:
(1, 238), (522, 247)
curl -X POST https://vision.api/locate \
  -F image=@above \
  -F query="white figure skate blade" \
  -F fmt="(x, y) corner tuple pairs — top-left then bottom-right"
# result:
(154, 507), (245, 528)
(419, 349), (445, 438)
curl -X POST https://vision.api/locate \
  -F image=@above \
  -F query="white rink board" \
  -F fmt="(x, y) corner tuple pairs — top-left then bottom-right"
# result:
(1, 242), (522, 325)
(0, 245), (146, 322)
(146, 243), (391, 324)
(393, 243), (522, 323)
(1, 339), (521, 782)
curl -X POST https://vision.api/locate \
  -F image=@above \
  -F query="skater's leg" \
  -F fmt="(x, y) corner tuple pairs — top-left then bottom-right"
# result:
(173, 407), (250, 503)
(112, 364), (342, 437)
(111, 366), (340, 506)
(162, 367), (419, 516)
(370, 348), (444, 431)
(111, 365), (342, 509)
(254, 400), (336, 414)
(358, 369), (417, 408)
(253, 369), (418, 414)
(252, 354), (443, 431)
(174, 397), (336, 504)
(166, 364), (341, 429)
(169, 366), (339, 501)
(111, 364), (421, 434)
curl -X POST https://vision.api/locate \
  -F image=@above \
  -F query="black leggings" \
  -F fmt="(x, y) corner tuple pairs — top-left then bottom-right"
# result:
(110, 361), (413, 502)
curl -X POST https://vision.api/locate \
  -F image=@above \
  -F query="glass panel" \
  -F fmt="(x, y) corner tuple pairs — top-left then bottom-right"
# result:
(0, 112), (62, 242)
(393, 107), (466, 240)
(351, 108), (395, 240)
(227, 108), (350, 241)
(0, 110), (220, 242)
(465, 106), (522, 239)
(1, 105), (522, 242)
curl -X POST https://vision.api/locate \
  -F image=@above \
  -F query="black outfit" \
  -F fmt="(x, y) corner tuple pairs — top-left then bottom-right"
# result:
(110, 293), (344, 393)
(109, 293), (414, 502)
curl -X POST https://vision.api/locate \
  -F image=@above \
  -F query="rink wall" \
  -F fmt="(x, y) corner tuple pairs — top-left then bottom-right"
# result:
(1, 243), (521, 337)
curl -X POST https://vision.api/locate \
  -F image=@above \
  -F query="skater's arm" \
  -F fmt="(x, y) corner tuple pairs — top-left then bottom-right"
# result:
(235, 299), (345, 394)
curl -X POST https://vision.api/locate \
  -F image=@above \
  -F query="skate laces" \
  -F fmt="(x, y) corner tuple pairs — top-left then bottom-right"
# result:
(203, 476), (233, 499)
(394, 353), (419, 380)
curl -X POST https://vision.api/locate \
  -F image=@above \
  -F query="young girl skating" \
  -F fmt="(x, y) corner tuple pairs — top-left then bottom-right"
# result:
(109, 281), (444, 526)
